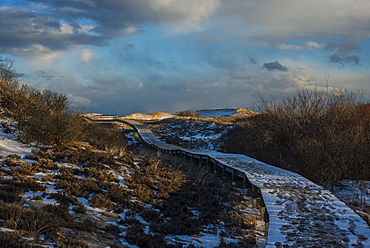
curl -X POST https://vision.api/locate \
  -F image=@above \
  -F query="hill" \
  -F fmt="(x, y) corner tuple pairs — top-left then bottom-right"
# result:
(122, 108), (258, 122)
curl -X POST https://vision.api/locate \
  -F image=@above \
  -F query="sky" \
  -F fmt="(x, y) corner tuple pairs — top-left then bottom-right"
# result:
(1, 0), (370, 116)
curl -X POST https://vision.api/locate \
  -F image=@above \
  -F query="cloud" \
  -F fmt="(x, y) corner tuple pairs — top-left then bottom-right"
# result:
(275, 41), (324, 50)
(28, 0), (221, 33)
(14, 73), (28, 79)
(21, 49), (322, 116)
(216, 1), (370, 42)
(80, 49), (95, 61)
(248, 42), (271, 48)
(262, 61), (288, 72)
(304, 41), (323, 50)
(275, 43), (305, 50)
(67, 94), (94, 107)
(325, 41), (361, 66)
(0, 0), (221, 58)
(0, 6), (106, 59)
(249, 56), (258, 65)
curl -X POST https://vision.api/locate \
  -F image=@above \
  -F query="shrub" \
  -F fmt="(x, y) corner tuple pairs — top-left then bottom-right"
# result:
(56, 232), (88, 248)
(0, 52), (83, 147)
(34, 158), (59, 170)
(2, 178), (46, 193)
(0, 202), (61, 241)
(224, 87), (370, 186)
(56, 178), (101, 197)
(41, 204), (75, 226)
(0, 232), (32, 248)
(0, 184), (22, 202)
(82, 121), (127, 156)
(10, 162), (40, 176)
(125, 157), (185, 203)
(83, 167), (115, 182)
(88, 193), (116, 210)
(50, 192), (79, 207)
(72, 203), (87, 214)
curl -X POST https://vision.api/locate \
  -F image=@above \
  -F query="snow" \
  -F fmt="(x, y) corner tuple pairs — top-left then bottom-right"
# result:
(123, 118), (370, 247)
(0, 125), (33, 156)
(196, 108), (238, 117)
(332, 180), (370, 205)
(1, 115), (369, 247)
(191, 150), (370, 247)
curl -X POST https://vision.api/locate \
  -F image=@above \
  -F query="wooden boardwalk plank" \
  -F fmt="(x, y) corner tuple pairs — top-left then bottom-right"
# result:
(91, 116), (370, 247)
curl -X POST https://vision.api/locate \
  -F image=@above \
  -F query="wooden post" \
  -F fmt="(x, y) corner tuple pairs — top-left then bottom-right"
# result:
(231, 169), (236, 186)
(243, 176), (249, 195)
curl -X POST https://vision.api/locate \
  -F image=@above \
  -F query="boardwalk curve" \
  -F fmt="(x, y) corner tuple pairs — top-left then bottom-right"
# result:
(88, 115), (370, 247)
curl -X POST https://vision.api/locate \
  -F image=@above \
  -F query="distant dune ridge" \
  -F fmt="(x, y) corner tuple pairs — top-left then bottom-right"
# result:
(122, 108), (258, 120)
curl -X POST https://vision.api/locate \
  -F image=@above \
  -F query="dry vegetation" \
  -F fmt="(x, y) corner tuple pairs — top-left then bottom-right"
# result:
(0, 51), (259, 247)
(0, 144), (258, 247)
(225, 88), (370, 183)
(223, 87), (370, 221)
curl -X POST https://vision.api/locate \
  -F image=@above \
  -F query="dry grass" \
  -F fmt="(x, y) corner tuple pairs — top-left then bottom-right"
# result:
(0, 202), (61, 243)
(125, 157), (185, 204)
(122, 153), (258, 245)
(0, 120), (258, 247)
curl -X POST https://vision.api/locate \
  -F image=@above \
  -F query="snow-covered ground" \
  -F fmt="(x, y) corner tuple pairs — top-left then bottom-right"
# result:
(148, 119), (234, 150)
(124, 117), (370, 247)
(2, 114), (369, 247)
(202, 151), (370, 247)
(0, 122), (33, 156)
(0, 118), (260, 247)
(196, 108), (238, 117)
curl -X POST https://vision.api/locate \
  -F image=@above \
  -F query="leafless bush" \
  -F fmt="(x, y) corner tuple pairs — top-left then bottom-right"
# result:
(50, 192), (79, 207)
(56, 232), (88, 248)
(83, 167), (115, 182)
(82, 121), (127, 156)
(70, 218), (98, 232)
(10, 162), (40, 176)
(56, 178), (101, 197)
(2, 178), (46, 193)
(34, 158), (59, 170)
(125, 157), (185, 203)
(0, 232), (32, 248)
(0, 184), (22, 202)
(0, 202), (61, 242)
(72, 203), (87, 214)
(41, 204), (75, 226)
(88, 193), (117, 210)
(225, 87), (369, 186)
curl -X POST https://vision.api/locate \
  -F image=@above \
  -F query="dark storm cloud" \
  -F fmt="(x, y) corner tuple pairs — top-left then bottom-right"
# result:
(249, 56), (258, 65)
(0, 0), (219, 57)
(325, 41), (361, 66)
(14, 72), (28, 78)
(262, 61), (288, 72)
(26, 0), (220, 38)
(0, 6), (107, 56)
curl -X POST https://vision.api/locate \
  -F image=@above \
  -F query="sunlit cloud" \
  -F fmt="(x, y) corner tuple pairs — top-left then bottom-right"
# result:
(79, 49), (95, 62)
(275, 41), (324, 51)
(1, 0), (369, 115)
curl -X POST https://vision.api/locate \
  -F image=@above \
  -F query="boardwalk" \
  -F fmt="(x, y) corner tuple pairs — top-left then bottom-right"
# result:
(92, 116), (370, 247)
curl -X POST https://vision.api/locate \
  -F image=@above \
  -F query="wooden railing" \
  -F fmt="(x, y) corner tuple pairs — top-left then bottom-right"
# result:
(87, 116), (370, 247)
